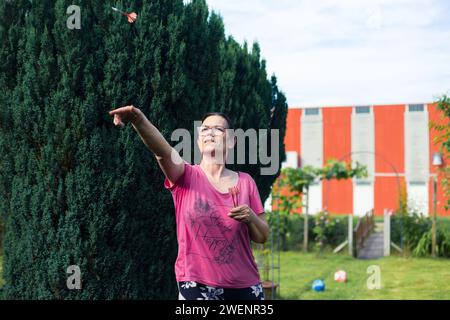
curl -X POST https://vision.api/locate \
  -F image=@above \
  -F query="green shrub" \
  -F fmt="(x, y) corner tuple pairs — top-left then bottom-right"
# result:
(313, 211), (335, 251)
(0, 217), (3, 254)
(267, 212), (348, 251)
(391, 212), (431, 254)
(323, 215), (348, 248)
(391, 211), (450, 257)
(437, 217), (450, 234)
(0, 0), (287, 299)
(413, 227), (450, 258)
(284, 214), (315, 251)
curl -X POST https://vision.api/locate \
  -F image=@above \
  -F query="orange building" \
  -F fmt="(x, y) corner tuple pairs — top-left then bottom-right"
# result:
(280, 103), (448, 217)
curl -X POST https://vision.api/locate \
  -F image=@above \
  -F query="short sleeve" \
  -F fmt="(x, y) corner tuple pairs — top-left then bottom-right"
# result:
(164, 162), (192, 192)
(248, 177), (265, 216)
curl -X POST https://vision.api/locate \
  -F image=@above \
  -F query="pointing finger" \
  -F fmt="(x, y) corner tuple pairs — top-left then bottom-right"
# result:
(109, 105), (135, 116)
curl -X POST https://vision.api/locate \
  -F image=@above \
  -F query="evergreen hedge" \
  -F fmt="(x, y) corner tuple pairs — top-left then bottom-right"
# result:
(0, 0), (287, 299)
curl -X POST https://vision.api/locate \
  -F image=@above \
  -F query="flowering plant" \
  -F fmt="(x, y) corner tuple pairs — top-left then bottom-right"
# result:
(313, 210), (336, 251)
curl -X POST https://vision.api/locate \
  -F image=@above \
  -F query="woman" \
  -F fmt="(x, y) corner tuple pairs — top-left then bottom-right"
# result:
(109, 105), (270, 300)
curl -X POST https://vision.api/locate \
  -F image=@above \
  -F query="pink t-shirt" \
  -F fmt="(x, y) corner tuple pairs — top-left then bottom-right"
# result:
(164, 163), (265, 288)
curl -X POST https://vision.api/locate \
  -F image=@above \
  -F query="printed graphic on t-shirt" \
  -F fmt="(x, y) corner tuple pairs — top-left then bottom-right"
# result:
(187, 197), (238, 265)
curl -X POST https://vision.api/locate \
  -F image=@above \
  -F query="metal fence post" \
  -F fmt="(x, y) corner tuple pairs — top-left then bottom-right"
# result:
(384, 209), (390, 256)
(348, 214), (353, 256)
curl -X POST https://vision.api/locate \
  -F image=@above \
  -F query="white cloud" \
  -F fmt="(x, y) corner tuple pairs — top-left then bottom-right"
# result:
(206, 0), (450, 107)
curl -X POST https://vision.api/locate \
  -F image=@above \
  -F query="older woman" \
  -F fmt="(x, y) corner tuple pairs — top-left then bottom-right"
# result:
(109, 106), (269, 300)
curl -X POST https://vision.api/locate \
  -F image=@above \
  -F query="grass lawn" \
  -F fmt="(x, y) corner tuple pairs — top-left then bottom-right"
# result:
(278, 251), (450, 300)
(1, 253), (449, 299)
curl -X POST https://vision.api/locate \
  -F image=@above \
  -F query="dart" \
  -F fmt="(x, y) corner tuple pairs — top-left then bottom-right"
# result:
(112, 7), (138, 24)
(229, 186), (240, 207)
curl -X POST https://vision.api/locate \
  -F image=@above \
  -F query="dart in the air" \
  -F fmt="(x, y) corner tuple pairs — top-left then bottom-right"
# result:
(112, 7), (138, 24)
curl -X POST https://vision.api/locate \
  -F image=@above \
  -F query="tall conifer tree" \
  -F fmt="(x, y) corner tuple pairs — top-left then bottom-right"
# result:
(0, 0), (287, 299)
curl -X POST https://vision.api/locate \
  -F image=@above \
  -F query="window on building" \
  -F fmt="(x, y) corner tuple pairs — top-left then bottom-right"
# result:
(409, 181), (426, 186)
(355, 180), (372, 185)
(304, 108), (319, 116)
(355, 106), (371, 114)
(408, 104), (424, 112)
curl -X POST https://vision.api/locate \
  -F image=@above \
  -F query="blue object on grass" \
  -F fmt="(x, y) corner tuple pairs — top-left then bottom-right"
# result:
(312, 279), (325, 292)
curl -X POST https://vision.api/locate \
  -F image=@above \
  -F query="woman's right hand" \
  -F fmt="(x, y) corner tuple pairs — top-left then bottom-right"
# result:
(109, 104), (185, 185)
(109, 105), (143, 127)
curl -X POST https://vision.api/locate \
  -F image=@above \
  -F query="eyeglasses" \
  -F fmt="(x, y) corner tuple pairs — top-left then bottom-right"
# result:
(198, 126), (226, 136)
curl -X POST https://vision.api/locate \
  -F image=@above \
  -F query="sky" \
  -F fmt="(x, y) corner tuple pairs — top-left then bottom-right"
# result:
(204, 0), (450, 108)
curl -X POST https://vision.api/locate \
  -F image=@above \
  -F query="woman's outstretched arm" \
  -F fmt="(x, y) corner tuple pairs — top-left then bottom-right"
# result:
(109, 105), (184, 185)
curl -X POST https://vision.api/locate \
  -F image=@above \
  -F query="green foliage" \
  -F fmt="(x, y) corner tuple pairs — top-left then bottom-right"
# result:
(413, 228), (450, 258)
(267, 210), (289, 250)
(279, 159), (367, 195)
(313, 211), (336, 251)
(391, 198), (450, 258)
(269, 159), (364, 253)
(269, 177), (303, 251)
(0, 218), (3, 254)
(391, 212), (431, 255)
(0, 0), (287, 299)
(278, 166), (317, 194)
(267, 212), (347, 252)
(282, 214), (315, 251)
(391, 184), (450, 258)
(437, 217), (450, 234)
(0, 255), (4, 292)
(276, 159), (367, 208)
(431, 95), (450, 151)
(430, 95), (450, 210)
(391, 184), (429, 254)
(266, 211), (314, 251)
(321, 159), (368, 181)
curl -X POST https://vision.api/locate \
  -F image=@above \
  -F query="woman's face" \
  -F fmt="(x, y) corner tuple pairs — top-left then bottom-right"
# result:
(197, 115), (235, 162)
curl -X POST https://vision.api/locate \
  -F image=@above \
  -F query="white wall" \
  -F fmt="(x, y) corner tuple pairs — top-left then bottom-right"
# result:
(405, 105), (429, 181)
(407, 182), (429, 216)
(404, 104), (429, 216)
(282, 151), (298, 169)
(304, 182), (322, 215)
(352, 107), (375, 216)
(353, 182), (374, 217)
(301, 109), (323, 215)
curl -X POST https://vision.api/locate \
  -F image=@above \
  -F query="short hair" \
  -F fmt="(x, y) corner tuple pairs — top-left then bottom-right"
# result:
(201, 112), (234, 129)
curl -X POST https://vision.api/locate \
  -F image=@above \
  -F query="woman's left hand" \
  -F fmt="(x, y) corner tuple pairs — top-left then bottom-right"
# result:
(228, 205), (256, 224)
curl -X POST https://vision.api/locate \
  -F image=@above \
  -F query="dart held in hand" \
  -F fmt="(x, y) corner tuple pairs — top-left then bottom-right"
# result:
(229, 186), (240, 207)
